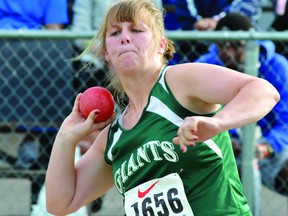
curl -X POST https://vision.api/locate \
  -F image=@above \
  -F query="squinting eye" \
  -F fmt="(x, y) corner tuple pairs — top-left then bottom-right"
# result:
(111, 31), (120, 36)
(132, 29), (142, 33)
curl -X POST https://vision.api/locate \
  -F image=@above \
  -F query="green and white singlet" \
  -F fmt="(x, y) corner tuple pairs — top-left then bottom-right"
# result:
(105, 66), (252, 216)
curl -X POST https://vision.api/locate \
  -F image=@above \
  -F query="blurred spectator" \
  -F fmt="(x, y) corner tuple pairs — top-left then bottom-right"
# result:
(0, 0), (69, 205)
(195, 12), (288, 198)
(162, 0), (180, 30)
(64, 0), (76, 29)
(175, 0), (264, 30)
(72, 0), (113, 56)
(269, 0), (288, 59)
(161, 0), (182, 65)
(271, 0), (288, 31)
(0, 0), (68, 29)
(173, 0), (264, 62)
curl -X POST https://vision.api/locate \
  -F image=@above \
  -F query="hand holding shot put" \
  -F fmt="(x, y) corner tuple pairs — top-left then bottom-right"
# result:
(45, 1), (280, 215)
(56, 93), (115, 147)
(75, 86), (115, 153)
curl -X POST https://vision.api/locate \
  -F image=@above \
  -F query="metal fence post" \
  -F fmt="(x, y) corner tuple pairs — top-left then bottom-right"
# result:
(241, 39), (260, 216)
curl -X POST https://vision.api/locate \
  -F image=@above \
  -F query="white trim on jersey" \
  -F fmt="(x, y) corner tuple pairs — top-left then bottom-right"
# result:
(147, 96), (223, 159)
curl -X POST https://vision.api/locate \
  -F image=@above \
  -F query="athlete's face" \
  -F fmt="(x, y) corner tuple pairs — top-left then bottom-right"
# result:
(105, 21), (159, 70)
(216, 41), (245, 72)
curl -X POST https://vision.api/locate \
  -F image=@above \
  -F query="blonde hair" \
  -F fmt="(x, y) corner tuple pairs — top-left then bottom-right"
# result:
(84, 0), (175, 103)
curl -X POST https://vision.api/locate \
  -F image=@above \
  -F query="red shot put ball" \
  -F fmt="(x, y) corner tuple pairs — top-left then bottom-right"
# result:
(79, 87), (115, 122)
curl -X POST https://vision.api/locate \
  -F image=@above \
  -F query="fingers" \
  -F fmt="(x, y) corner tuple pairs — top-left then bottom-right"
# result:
(72, 93), (82, 112)
(173, 138), (196, 153)
(96, 111), (116, 128)
(86, 109), (102, 129)
(179, 117), (199, 143)
(172, 137), (188, 153)
(173, 117), (199, 153)
(86, 109), (115, 131)
(87, 109), (100, 122)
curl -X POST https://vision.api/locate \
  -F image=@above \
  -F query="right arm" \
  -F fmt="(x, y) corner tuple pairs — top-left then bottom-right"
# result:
(45, 94), (115, 215)
(169, 63), (279, 150)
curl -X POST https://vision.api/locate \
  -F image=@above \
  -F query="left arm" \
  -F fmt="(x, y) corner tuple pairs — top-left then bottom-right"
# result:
(167, 63), (280, 147)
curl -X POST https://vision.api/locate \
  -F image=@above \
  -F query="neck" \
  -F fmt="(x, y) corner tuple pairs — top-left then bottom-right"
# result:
(123, 64), (163, 110)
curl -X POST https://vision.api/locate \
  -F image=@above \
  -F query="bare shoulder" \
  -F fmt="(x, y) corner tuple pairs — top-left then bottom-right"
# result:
(164, 62), (263, 113)
(165, 63), (212, 91)
(166, 62), (257, 86)
(165, 63), (219, 113)
(167, 62), (238, 77)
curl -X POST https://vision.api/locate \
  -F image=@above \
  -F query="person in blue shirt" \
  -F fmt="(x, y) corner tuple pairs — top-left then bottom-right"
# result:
(0, 0), (68, 29)
(173, 0), (264, 63)
(195, 12), (288, 196)
(175, 0), (264, 30)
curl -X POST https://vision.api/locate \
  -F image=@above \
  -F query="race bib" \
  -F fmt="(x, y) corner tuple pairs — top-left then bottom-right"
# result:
(124, 173), (194, 216)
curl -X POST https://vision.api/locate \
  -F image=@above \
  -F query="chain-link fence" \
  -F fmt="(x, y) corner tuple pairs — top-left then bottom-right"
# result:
(0, 30), (287, 216)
